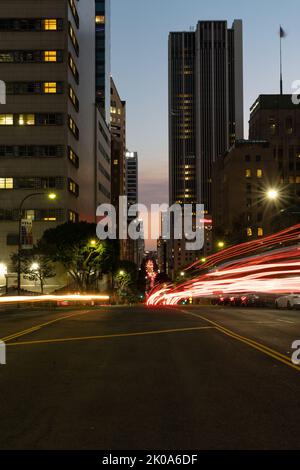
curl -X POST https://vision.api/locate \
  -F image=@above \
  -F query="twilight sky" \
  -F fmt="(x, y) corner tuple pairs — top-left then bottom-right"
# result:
(111, 0), (299, 249)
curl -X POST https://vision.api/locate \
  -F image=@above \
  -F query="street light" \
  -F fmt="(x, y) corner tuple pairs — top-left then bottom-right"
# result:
(90, 239), (97, 247)
(266, 189), (279, 201)
(17, 192), (57, 295)
(0, 263), (7, 276)
(217, 241), (225, 249)
(30, 263), (39, 271)
(180, 271), (185, 277)
(119, 270), (125, 276)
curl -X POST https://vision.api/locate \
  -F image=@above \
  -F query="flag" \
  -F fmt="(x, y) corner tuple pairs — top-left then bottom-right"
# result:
(279, 26), (287, 38)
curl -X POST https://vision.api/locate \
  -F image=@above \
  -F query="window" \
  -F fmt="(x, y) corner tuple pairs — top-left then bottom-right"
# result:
(286, 117), (293, 135)
(69, 53), (79, 83)
(96, 16), (105, 24)
(68, 178), (79, 196)
(68, 116), (79, 139)
(257, 169), (263, 178)
(44, 50), (57, 62)
(69, 210), (78, 223)
(0, 18), (63, 31)
(69, 85), (79, 111)
(0, 52), (14, 62)
(247, 227), (253, 237)
(245, 169), (251, 178)
(43, 19), (57, 30)
(36, 113), (63, 125)
(68, 0), (80, 28)
(44, 82), (57, 93)
(269, 117), (277, 135)
(18, 114), (35, 125)
(68, 146), (79, 168)
(69, 22), (79, 55)
(0, 114), (13, 125)
(0, 178), (13, 189)
(258, 228), (264, 237)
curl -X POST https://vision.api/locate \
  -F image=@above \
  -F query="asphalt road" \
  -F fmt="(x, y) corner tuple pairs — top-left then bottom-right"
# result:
(0, 304), (300, 450)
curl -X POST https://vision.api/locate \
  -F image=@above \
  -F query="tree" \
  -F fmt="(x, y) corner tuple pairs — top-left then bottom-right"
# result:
(38, 222), (118, 291)
(114, 261), (138, 303)
(11, 251), (55, 294)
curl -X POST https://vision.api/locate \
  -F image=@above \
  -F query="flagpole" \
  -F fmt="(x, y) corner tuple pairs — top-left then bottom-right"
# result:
(280, 25), (283, 95)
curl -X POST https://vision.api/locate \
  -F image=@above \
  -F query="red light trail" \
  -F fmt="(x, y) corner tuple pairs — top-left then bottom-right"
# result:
(147, 224), (300, 306)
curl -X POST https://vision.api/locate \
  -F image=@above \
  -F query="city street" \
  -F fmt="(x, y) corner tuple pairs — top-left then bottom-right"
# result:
(0, 305), (300, 450)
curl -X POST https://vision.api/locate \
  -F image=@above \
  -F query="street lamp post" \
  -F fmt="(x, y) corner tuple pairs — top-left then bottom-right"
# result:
(17, 192), (56, 296)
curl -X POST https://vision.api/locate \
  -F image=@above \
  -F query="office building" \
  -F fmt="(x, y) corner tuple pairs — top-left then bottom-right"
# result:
(0, 0), (111, 290)
(168, 20), (243, 273)
(212, 94), (300, 243)
(212, 140), (278, 244)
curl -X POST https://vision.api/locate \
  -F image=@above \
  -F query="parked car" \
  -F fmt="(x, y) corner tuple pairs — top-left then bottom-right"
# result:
(275, 294), (300, 310)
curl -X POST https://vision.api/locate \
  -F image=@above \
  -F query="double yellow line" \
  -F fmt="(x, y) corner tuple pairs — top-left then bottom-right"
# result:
(182, 310), (300, 373)
(1, 310), (89, 343)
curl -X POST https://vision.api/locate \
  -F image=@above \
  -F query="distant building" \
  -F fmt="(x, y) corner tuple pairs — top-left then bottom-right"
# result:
(125, 150), (140, 264)
(168, 20), (244, 273)
(249, 95), (300, 208)
(212, 140), (278, 244)
(110, 77), (126, 258)
(95, 0), (111, 123)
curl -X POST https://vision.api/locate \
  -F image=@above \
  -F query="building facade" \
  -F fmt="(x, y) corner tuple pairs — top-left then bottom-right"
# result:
(212, 140), (278, 245)
(110, 77), (126, 258)
(0, 0), (111, 290)
(168, 20), (243, 274)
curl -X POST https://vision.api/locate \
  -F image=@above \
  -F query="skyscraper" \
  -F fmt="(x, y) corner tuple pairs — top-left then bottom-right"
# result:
(168, 20), (243, 272)
(95, 0), (111, 123)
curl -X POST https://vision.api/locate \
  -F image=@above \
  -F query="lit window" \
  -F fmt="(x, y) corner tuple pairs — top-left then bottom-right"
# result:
(18, 114), (35, 126)
(245, 169), (251, 178)
(296, 176), (300, 184)
(69, 211), (77, 222)
(113, 160), (118, 165)
(257, 169), (263, 178)
(25, 210), (35, 221)
(95, 16), (105, 24)
(44, 82), (57, 94)
(44, 51), (57, 62)
(0, 114), (13, 125)
(43, 19), (57, 30)
(247, 227), (253, 237)
(258, 227), (264, 237)
(0, 177), (13, 189)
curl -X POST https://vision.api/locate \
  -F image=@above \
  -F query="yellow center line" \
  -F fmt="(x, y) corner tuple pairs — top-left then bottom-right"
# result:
(6, 326), (214, 347)
(180, 309), (300, 373)
(1, 310), (92, 343)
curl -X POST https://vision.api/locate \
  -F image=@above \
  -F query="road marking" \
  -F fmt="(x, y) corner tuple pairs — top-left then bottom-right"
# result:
(277, 319), (295, 324)
(1, 310), (92, 343)
(180, 309), (300, 373)
(6, 326), (214, 347)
